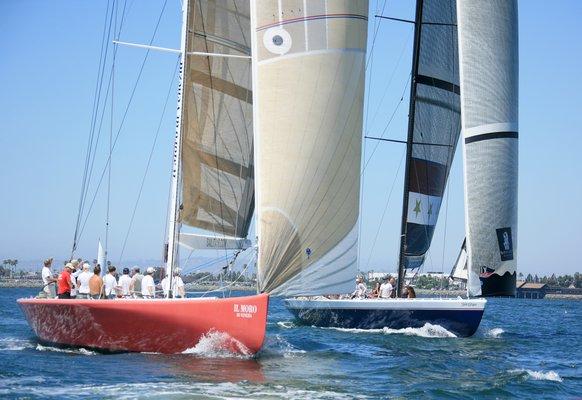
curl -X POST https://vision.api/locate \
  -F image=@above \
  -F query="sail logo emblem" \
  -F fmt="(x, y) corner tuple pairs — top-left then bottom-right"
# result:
(234, 304), (257, 319)
(495, 227), (514, 261)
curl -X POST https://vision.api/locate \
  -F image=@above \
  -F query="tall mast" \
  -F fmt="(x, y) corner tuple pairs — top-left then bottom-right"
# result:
(165, 0), (190, 296)
(396, 0), (424, 297)
(249, 0), (261, 293)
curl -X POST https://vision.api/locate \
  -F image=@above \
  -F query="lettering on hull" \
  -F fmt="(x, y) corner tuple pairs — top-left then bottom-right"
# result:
(234, 304), (257, 319)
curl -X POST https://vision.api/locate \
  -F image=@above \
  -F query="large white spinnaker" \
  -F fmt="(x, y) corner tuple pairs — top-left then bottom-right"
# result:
(457, 0), (518, 297)
(251, 0), (369, 297)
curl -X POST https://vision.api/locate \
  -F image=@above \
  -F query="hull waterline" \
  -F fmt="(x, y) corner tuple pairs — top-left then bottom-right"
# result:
(18, 294), (269, 354)
(285, 298), (486, 337)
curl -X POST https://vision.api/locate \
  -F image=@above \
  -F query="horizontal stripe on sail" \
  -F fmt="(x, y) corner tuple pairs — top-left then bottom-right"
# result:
(406, 192), (442, 226)
(465, 131), (518, 144)
(416, 74), (460, 95)
(405, 223), (436, 256)
(408, 158), (447, 197)
(257, 14), (368, 32)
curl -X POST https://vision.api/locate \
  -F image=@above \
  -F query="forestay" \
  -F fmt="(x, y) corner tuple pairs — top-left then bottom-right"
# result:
(251, 0), (369, 297)
(457, 0), (518, 297)
(180, 0), (255, 239)
(400, 0), (461, 270)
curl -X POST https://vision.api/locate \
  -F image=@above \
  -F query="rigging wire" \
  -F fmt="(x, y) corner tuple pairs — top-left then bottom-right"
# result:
(118, 58), (180, 263)
(72, 0), (115, 256)
(76, 0), (169, 244)
(364, 149), (406, 270)
(105, 1), (120, 267)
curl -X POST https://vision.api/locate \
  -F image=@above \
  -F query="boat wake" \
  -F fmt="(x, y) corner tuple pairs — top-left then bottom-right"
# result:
(509, 369), (563, 383)
(321, 323), (457, 338)
(485, 328), (505, 338)
(261, 334), (306, 358)
(35, 344), (96, 355)
(182, 330), (252, 358)
(0, 337), (35, 351)
(276, 320), (297, 329)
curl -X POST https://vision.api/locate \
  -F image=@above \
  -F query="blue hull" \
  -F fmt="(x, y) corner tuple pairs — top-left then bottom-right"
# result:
(287, 305), (484, 337)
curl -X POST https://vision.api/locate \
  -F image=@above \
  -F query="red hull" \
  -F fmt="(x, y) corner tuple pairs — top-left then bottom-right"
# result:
(17, 294), (268, 354)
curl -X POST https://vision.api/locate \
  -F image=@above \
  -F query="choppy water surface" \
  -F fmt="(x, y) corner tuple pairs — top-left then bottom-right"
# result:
(1, 288), (580, 399)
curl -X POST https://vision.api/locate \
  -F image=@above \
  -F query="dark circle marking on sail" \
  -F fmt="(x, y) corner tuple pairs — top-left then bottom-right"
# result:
(272, 35), (283, 46)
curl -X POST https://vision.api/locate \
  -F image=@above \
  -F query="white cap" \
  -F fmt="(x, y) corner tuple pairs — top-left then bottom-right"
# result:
(146, 267), (155, 274)
(83, 263), (90, 270)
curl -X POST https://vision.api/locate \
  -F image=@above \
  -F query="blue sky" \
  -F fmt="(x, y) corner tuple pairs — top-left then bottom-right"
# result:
(0, 0), (581, 276)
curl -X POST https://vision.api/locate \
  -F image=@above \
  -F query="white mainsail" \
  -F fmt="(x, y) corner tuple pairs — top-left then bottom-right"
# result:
(180, 0), (254, 239)
(457, 0), (518, 297)
(251, 0), (369, 297)
(167, 0), (255, 275)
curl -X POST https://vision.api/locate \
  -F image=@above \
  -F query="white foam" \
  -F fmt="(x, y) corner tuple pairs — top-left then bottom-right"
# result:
(262, 334), (306, 358)
(182, 330), (252, 358)
(0, 338), (34, 351)
(320, 323), (457, 338)
(6, 381), (356, 400)
(35, 344), (96, 355)
(510, 369), (563, 383)
(276, 321), (296, 329)
(486, 328), (504, 338)
(382, 323), (457, 338)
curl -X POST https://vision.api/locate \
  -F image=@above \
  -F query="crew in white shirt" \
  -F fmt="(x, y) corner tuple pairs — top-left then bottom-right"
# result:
(379, 276), (394, 299)
(118, 268), (132, 297)
(70, 260), (81, 298)
(351, 277), (367, 299)
(160, 276), (170, 298)
(76, 263), (93, 299)
(141, 267), (156, 298)
(172, 268), (185, 298)
(41, 258), (56, 298)
(103, 265), (118, 299)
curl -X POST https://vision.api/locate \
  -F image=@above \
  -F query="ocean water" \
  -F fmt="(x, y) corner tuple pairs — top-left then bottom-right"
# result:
(1, 288), (580, 399)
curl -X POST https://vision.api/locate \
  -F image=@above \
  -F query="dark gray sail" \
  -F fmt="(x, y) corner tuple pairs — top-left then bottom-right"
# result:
(397, 0), (461, 289)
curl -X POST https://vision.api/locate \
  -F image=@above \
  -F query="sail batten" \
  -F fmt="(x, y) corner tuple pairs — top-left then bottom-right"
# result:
(251, 0), (369, 297)
(179, 0), (255, 239)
